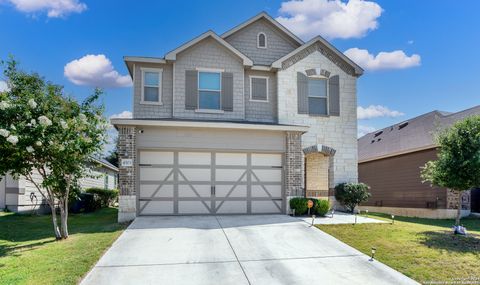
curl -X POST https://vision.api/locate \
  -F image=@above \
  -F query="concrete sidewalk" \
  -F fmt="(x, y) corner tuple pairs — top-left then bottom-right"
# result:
(298, 211), (388, 225)
(81, 215), (418, 285)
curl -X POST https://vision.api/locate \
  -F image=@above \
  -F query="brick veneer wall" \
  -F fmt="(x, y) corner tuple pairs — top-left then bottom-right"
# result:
(117, 125), (137, 222)
(285, 131), (303, 196)
(447, 189), (471, 210)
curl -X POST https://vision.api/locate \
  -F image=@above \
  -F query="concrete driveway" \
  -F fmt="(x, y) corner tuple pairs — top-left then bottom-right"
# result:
(81, 215), (418, 285)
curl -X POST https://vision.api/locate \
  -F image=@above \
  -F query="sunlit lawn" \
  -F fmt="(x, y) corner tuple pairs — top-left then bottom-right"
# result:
(317, 213), (480, 284)
(0, 208), (126, 285)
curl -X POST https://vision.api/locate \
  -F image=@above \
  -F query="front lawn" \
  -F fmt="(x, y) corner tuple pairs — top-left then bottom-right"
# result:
(0, 208), (126, 285)
(317, 213), (480, 284)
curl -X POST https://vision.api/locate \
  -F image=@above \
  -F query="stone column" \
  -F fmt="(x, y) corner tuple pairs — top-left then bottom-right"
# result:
(285, 131), (303, 197)
(117, 125), (136, 223)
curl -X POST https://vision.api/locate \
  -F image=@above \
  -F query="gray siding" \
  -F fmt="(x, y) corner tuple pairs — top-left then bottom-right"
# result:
(133, 62), (173, 119)
(224, 18), (299, 66)
(173, 37), (245, 120)
(137, 126), (286, 152)
(244, 70), (277, 123)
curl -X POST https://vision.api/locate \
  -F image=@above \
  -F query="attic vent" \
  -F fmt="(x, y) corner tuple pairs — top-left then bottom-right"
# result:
(374, 131), (383, 137)
(398, 122), (409, 130)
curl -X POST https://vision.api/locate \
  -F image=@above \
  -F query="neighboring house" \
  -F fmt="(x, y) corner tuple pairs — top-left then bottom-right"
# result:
(0, 157), (119, 213)
(358, 106), (480, 218)
(112, 12), (363, 222)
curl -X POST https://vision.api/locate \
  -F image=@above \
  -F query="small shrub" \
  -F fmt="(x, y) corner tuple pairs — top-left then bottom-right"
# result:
(314, 199), (330, 216)
(289, 197), (308, 215)
(85, 188), (119, 208)
(334, 182), (371, 213)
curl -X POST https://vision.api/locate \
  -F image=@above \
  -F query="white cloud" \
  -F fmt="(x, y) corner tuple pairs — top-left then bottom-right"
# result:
(109, 111), (132, 119)
(357, 105), (404, 120)
(64, 54), (132, 88)
(276, 0), (383, 40)
(358, 125), (376, 137)
(5, 0), (86, 18)
(344, 48), (421, 71)
(407, 40), (414, 45)
(0, 80), (8, 92)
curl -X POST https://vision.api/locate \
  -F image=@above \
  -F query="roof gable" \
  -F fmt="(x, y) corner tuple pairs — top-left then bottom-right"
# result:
(165, 31), (253, 66)
(221, 12), (304, 46)
(272, 36), (364, 76)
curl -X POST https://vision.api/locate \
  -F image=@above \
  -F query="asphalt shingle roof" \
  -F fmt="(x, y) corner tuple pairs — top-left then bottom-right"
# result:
(358, 105), (480, 162)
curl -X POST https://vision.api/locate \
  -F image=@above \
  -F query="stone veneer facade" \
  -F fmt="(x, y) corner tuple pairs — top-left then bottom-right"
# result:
(117, 125), (137, 222)
(278, 50), (359, 191)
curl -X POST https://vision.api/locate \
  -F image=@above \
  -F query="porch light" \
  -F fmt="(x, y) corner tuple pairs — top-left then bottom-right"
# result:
(391, 214), (395, 224)
(370, 247), (376, 261)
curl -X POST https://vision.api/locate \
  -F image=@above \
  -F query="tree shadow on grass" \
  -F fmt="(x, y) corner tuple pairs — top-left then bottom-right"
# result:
(419, 230), (480, 254)
(0, 208), (124, 258)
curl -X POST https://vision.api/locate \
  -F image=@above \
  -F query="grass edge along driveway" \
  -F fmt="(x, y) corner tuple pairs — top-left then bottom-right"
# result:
(317, 213), (480, 284)
(0, 208), (127, 285)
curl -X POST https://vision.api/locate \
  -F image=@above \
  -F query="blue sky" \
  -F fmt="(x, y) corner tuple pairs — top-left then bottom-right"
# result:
(1, 0), (479, 138)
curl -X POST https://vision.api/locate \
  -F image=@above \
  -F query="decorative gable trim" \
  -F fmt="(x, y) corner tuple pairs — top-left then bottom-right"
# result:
(165, 30), (253, 66)
(272, 36), (364, 77)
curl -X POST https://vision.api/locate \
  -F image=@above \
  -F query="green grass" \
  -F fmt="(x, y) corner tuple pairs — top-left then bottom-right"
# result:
(317, 213), (480, 283)
(0, 208), (127, 285)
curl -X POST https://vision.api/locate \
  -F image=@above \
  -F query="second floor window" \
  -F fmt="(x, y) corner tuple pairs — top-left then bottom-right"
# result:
(308, 78), (328, 115)
(141, 68), (162, 104)
(198, 71), (221, 110)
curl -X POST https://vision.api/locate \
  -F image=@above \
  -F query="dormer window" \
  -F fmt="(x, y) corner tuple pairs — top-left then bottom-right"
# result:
(257, 32), (267, 48)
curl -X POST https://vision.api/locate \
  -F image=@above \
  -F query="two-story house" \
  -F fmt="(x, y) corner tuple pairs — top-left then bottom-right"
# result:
(112, 12), (363, 222)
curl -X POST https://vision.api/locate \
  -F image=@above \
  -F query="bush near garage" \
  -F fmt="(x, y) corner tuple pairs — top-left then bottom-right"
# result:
(85, 188), (119, 208)
(314, 199), (330, 216)
(290, 197), (330, 216)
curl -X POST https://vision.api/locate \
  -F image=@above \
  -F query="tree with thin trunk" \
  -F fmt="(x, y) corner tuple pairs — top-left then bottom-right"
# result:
(421, 115), (480, 229)
(0, 59), (108, 239)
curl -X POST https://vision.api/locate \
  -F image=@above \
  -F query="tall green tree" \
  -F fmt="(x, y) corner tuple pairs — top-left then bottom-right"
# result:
(421, 116), (480, 227)
(0, 59), (108, 239)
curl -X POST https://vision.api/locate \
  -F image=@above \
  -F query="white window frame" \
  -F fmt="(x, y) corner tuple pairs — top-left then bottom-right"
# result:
(140, 67), (163, 105)
(197, 68), (223, 111)
(257, 32), (267, 49)
(307, 77), (329, 116)
(249, 75), (269, 102)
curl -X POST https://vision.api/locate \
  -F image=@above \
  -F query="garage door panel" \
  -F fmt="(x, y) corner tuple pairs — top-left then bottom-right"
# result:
(251, 153), (282, 167)
(140, 201), (174, 215)
(179, 169), (211, 181)
(179, 152), (211, 165)
(138, 150), (284, 215)
(215, 169), (247, 182)
(140, 168), (173, 181)
(140, 151), (174, 165)
(252, 169), (282, 182)
(178, 184), (211, 198)
(216, 201), (247, 214)
(140, 184), (174, 198)
(252, 200), (282, 213)
(215, 185), (247, 198)
(179, 201), (211, 214)
(251, 185), (282, 198)
(216, 153), (247, 166)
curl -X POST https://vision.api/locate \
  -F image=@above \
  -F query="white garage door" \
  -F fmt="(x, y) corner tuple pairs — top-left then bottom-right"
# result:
(138, 150), (284, 215)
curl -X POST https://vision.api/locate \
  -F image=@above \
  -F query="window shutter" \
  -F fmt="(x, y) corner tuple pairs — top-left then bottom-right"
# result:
(185, 70), (198, 110)
(297, 72), (308, 114)
(329, 75), (340, 116)
(221, 72), (234, 111)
